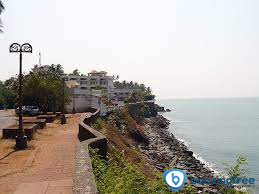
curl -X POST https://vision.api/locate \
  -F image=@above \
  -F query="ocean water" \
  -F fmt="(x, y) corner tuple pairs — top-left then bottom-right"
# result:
(158, 98), (259, 191)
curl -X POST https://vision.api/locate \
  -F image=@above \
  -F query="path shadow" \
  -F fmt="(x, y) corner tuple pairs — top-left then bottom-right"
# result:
(0, 147), (23, 161)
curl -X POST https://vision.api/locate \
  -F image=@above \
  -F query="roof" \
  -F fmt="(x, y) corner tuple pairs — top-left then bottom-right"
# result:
(89, 70), (107, 74)
(89, 70), (98, 74)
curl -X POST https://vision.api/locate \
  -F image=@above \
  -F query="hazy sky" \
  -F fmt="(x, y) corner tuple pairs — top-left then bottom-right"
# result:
(0, 0), (258, 99)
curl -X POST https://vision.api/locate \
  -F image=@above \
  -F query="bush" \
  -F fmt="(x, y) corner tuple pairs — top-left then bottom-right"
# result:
(90, 146), (176, 194)
(92, 118), (105, 131)
(127, 103), (151, 123)
(219, 155), (249, 194)
(224, 155), (248, 179)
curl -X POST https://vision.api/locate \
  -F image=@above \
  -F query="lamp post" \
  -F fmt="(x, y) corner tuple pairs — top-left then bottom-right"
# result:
(72, 86), (76, 114)
(61, 77), (66, 124)
(9, 43), (32, 149)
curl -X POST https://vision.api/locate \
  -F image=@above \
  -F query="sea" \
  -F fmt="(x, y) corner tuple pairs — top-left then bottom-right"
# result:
(158, 97), (259, 192)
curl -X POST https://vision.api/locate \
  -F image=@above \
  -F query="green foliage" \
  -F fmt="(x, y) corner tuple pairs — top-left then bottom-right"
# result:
(48, 64), (64, 76)
(90, 146), (175, 194)
(92, 118), (105, 131)
(1, 64), (69, 112)
(22, 71), (70, 112)
(0, 80), (17, 109)
(224, 155), (248, 179)
(185, 183), (195, 194)
(219, 185), (247, 194)
(144, 94), (156, 101)
(127, 92), (143, 103)
(109, 109), (136, 132)
(70, 69), (80, 76)
(0, 93), (4, 109)
(219, 155), (249, 194)
(94, 85), (103, 90)
(114, 80), (144, 90)
(127, 103), (152, 123)
(114, 81), (155, 102)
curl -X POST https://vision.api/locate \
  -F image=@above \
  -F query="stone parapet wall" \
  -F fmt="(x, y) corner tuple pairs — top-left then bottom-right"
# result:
(73, 109), (107, 194)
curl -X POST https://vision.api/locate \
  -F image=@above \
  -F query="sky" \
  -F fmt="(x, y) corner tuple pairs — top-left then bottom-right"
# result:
(0, 0), (258, 99)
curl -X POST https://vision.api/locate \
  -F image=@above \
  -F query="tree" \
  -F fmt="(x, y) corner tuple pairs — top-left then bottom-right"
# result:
(0, 79), (17, 109)
(127, 92), (143, 103)
(22, 70), (70, 113)
(71, 69), (80, 76)
(1, 64), (69, 112)
(48, 64), (64, 76)
(0, 0), (5, 32)
(0, 95), (4, 109)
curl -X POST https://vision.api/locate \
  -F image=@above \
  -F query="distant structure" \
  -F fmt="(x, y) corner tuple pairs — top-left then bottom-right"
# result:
(32, 64), (139, 114)
(39, 52), (42, 66)
(31, 52), (51, 73)
(32, 65), (51, 73)
(64, 70), (115, 100)
(64, 70), (141, 114)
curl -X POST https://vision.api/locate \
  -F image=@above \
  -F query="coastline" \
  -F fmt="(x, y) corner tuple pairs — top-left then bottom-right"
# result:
(139, 114), (220, 193)
(163, 114), (221, 176)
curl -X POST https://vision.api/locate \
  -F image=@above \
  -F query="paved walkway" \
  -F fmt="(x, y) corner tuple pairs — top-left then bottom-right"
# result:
(0, 114), (80, 194)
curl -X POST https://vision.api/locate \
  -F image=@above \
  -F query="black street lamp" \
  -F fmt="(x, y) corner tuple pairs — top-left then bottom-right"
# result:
(9, 43), (32, 149)
(72, 86), (76, 114)
(61, 77), (66, 124)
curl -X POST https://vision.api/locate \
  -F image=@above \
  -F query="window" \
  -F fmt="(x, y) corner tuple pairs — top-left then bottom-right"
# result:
(80, 81), (87, 85)
(90, 79), (97, 85)
(100, 79), (107, 85)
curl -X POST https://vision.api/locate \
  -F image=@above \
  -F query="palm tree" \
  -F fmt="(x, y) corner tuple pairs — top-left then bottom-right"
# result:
(0, 0), (5, 32)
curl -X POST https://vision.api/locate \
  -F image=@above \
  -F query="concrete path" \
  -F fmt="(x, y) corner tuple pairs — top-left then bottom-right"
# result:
(0, 114), (80, 194)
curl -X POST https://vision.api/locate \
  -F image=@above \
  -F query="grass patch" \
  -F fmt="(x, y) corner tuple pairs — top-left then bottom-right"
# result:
(89, 145), (199, 194)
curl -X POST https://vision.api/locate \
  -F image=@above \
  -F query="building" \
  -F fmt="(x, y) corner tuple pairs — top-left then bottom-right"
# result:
(31, 65), (139, 114)
(64, 70), (115, 100)
(64, 70), (119, 114)
(113, 88), (141, 101)
(32, 65), (52, 73)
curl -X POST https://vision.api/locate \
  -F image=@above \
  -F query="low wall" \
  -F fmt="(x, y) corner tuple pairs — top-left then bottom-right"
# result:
(73, 108), (107, 194)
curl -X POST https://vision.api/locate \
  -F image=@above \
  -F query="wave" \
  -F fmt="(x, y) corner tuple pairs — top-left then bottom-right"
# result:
(163, 114), (222, 175)
(174, 133), (221, 174)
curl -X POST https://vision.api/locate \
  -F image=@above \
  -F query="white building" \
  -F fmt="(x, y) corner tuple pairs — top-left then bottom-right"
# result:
(64, 70), (118, 114)
(32, 65), (138, 114)
(64, 70), (115, 100)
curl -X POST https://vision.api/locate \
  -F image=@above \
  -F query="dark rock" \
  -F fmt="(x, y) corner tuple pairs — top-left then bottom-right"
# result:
(184, 150), (193, 156)
(137, 115), (221, 193)
(130, 130), (150, 145)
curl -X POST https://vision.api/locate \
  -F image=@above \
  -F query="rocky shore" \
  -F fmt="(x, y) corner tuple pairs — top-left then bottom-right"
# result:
(139, 115), (220, 193)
